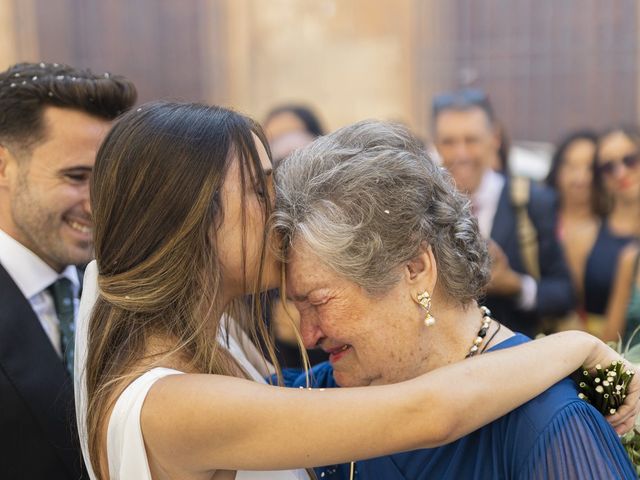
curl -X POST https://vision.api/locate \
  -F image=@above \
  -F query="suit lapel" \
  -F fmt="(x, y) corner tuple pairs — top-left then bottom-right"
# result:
(490, 181), (528, 274)
(0, 264), (78, 476)
(490, 182), (514, 249)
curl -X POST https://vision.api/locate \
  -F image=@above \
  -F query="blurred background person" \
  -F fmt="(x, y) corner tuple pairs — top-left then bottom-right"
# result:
(264, 104), (325, 165)
(584, 127), (640, 335)
(602, 241), (640, 348)
(432, 89), (574, 337)
(545, 130), (601, 316)
(492, 120), (511, 173)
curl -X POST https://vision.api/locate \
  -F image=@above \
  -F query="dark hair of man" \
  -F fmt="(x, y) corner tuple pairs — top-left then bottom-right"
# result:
(431, 88), (496, 128)
(0, 62), (137, 153)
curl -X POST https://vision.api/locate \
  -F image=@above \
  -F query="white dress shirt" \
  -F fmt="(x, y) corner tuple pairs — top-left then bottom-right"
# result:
(472, 169), (505, 239)
(0, 228), (80, 356)
(471, 170), (537, 310)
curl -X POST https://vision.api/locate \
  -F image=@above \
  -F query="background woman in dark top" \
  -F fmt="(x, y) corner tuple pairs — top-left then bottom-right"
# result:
(584, 127), (640, 334)
(545, 130), (601, 313)
(603, 241), (640, 346)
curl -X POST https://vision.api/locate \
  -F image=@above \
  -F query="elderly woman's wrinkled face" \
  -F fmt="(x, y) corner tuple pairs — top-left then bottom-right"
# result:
(286, 240), (429, 387)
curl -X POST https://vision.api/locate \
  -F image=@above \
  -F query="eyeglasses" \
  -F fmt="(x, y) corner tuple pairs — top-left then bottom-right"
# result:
(597, 153), (640, 176)
(432, 88), (494, 119)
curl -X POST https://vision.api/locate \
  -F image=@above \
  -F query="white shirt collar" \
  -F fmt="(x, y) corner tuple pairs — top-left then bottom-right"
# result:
(472, 168), (505, 207)
(471, 169), (505, 238)
(0, 228), (79, 299)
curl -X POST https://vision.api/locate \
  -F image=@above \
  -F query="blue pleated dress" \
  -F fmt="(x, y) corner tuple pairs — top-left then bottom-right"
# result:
(288, 334), (636, 479)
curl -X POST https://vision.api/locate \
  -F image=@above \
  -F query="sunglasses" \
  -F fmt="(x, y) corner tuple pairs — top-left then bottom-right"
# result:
(432, 88), (493, 118)
(598, 153), (640, 176)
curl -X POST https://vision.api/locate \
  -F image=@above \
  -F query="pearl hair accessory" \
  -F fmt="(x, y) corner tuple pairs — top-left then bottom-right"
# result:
(0, 63), (113, 93)
(1, 64), (119, 113)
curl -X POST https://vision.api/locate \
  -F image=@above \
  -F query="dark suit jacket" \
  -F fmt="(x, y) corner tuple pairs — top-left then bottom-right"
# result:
(0, 264), (87, 479)
(485, 179), (574, 336)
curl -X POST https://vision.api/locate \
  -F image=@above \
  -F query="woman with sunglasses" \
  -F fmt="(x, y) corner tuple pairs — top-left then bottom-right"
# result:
(584, 127), (640, 336)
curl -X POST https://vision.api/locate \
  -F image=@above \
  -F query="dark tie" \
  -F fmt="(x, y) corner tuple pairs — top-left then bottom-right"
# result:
(49, 277), (76, 377)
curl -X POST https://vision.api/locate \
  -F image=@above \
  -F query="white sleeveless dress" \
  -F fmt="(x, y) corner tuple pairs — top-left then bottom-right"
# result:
(75, 261), (308, 480)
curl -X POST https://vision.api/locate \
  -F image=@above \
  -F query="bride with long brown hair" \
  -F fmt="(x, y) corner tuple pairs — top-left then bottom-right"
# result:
(76, 101), (640, 480)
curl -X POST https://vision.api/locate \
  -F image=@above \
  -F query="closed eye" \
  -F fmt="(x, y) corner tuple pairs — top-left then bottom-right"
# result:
(310, 298), (330, 307)
(293, 301), (314, 314)
(253, 184), (266, 198)
(62, 167), (92, 183)
(65, 173), (89, 182)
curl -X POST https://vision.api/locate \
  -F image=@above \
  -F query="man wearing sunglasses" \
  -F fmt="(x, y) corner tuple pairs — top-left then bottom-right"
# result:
(432, 89), (574, 336)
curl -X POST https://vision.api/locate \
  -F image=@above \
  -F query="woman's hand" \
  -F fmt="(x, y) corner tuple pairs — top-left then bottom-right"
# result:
(607, 365), (640, 435)
(581, 333), (640, 435)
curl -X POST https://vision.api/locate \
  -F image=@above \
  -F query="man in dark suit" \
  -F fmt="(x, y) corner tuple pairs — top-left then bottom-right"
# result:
(0, 62), (136, 479)
(432, 89), (574, 336)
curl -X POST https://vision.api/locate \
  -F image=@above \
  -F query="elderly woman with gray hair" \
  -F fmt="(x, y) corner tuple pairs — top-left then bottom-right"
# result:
(274, 120), (636, 479)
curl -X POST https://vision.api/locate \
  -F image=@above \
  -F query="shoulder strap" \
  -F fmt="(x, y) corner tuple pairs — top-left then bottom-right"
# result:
(107, 368), (183, 479)
(510, 176), (530, 208)
(510, 176), (540, 280)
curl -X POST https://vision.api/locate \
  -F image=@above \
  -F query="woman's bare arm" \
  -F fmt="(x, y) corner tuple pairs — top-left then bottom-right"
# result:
(141, 331), (639, 475)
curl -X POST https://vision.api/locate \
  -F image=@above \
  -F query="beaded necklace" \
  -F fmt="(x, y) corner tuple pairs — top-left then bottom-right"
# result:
(347, 306), (497, 479)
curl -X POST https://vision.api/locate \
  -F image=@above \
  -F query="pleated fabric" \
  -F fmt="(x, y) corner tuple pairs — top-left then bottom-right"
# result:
(285, 334), (637, 479)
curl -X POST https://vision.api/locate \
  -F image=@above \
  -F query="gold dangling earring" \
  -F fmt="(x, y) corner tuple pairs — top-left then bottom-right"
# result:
(416, 290), (436, 326)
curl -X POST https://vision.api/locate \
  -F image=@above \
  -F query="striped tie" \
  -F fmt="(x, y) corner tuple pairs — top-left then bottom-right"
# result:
(48, 278), (76, 377)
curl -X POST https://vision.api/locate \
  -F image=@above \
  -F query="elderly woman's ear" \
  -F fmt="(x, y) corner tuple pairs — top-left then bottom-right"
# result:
(405, 244), (438, 294)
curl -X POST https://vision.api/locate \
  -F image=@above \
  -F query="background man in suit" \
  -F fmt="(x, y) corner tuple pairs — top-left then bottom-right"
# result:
(432, 89), (574, 336)
(0, 62), (136, 479)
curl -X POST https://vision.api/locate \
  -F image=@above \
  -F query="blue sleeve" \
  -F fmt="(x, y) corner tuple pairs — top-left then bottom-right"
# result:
(521, 400), (636, 479)
(528, 184), (576, 316)
(292, 361), (340, 388)
(267, 368), (306, 387)
(268, 362), (340, 388)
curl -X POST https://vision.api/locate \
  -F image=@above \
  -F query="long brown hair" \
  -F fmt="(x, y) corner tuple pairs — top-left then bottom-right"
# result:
(85, 101), (279, 477)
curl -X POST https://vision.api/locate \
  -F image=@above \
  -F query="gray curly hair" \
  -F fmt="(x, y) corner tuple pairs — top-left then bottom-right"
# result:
(273, 120), (490, 306)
